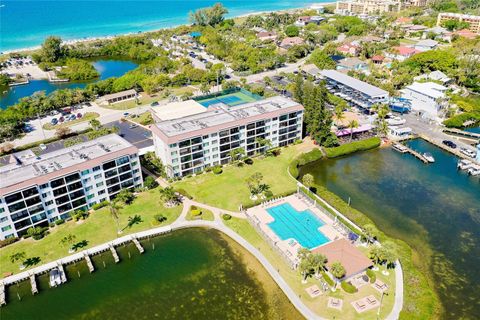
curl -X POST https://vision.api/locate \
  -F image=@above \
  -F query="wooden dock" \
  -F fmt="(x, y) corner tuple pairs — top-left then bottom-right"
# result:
(399, 144), (428, 163)
(84, 253), (95, 273)
(0, 282), (6, 306)
(109, 244), (120, 263)
(132, 237), (144, 254)
(30, 274), (38, 295)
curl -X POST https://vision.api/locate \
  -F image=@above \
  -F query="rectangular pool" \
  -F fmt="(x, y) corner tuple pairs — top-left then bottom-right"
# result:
(266, 203), (331, 249)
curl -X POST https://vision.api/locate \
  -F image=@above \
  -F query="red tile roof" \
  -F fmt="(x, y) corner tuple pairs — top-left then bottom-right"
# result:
(392, 46), (420, 56)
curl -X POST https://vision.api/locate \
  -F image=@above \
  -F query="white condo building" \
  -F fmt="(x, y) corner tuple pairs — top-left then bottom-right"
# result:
(150, 93), (304, 178)
(0, 134), (143, 239)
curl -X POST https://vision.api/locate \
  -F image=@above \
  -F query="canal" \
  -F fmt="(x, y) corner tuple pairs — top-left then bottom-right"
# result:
(0, 59), (138, 108)
(298, 139), (480, 319)
(2, 228), (301, 320)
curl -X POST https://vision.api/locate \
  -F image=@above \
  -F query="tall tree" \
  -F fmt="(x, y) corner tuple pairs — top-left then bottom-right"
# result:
(41, 36), (63, 63)
(189, 3), (228, 27)
(107, 200), (122, 234)
(347, 119), (359, 142)
(330, 261), (346, 280)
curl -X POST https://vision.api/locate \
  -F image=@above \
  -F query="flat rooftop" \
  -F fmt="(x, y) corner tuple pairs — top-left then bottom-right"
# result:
(0, 134), (135, 190)
(151, 100), (206, 121)
(154, 96), (302, 138)
(321, 70), (388, 98)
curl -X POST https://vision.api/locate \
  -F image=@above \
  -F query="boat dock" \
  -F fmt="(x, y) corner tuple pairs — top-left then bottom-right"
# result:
(443, 128), (480, 142)
(420, 135), (480, 165)
(57, 263), (67, 283)
(30, 274), (38, 295)
(84, 253), (95, 273)
(109, 244), (120, 263)
(0, 282), (6, 306)
(393, 143), (428, 163)
(132, 237), (144, 254)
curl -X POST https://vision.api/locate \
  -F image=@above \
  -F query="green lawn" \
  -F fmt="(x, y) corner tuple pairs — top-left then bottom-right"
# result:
(43, 112), (99, 130)
(0, 188), (182, 275)
(223, 217), (395, 320)
(131, 112), (154, 126)
(174, 143), (314, 211)
(101, 94), (158, 110)
(185, 206), (214, 221)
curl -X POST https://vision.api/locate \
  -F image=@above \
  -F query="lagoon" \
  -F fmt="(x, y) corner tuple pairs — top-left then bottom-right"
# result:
(0, 59), (138, 108)
(298, 139), (480, 319)
(2, 228), (301, 320)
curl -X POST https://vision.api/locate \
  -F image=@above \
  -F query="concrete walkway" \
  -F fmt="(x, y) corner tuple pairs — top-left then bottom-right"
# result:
(386, 260), (404, 320)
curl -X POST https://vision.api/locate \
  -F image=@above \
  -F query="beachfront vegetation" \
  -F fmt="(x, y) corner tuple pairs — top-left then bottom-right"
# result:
(189, 3), (228, 27)
(0, 188), (182, 274)
(57, 58), (99, 81)
(324, 137), (381, 158)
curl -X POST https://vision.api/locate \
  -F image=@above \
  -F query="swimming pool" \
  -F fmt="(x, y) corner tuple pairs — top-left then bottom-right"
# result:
(266, 203), (331, 249)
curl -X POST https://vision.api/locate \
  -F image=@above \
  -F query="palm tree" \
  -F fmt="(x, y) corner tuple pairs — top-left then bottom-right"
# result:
(330, 261), (346, 281)
(159, 187), (178, 206)
(200, 82), (211, 95)
(59, 234), (77, 252)
(255, 137), (272, 154)
(10, 251), (26, 265)
(297, 247), (310, 261)
(302, 173), (314, 189)
(299, 258), (312, 283)
(107, 200), (122, 234)
(347, 120), (359, 142)
(363, 224), (377, 245)
(312, 253), (327, 277)
(334, 105), (345, 127)
(229, 147), (245, 163)
(121, 215), (143, 231)
(368, 246), (384, 265)
(89, 118), (101, 131)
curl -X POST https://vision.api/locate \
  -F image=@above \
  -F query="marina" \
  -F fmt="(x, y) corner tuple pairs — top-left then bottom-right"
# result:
(392, 143), (429, 163)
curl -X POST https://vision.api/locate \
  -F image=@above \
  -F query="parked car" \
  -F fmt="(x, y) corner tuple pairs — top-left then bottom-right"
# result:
(68, 114), (76, 121)
(39, 144), (47, 151)
(460, 147), (476, 158)
(123, 112), (129, 117)
(84, 102), (92, 107)
(59, 116), (65, 123)
(442, 140), (457, 148)
(151, 101), (159, 107)
(51, 118), (58, 125)
(77, 113), (82, 118)
(129, 124), (138, 129)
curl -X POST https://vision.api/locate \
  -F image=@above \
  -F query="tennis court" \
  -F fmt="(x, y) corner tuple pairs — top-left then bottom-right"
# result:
(196, 91), (261, 107)
(266, 202), (331, 249)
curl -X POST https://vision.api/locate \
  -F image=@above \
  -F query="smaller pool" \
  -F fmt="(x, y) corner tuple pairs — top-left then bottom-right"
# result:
(267, 203), (330, 249)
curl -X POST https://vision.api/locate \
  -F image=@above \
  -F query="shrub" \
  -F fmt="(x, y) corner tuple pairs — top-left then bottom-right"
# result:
(341, 281), (358, 293)
(92, 200), (109, 210)
(325, 137), (381, 158)
(244, 157), (254, 165)
(222, 214), (232, 220)
(176, 188), (192, 199)
(54, 219), (65, 225)
(322, 271), (334, 286)
(366, 268), (376, 283)
(213, 166), (223, 174)
(143, 176), (159, 189)
(154, 214), (167, 223)
(205, 166), (213, 172)
(443, 112), (480, 128)
(191, 209), (202, 216)
(289, 148), (324, 178)
(27, 226), (48, 240)
(0, 237), (19, 248)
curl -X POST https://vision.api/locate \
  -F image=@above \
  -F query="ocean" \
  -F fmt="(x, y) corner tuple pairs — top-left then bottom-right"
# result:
(0, 0), (318, 52)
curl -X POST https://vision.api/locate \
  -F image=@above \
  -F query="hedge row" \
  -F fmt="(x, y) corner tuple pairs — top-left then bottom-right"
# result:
(325, 137), (381, 158)
(366, 268), (376, 283)
(289, 148), (324, 179)
(341, 281), (358, 293)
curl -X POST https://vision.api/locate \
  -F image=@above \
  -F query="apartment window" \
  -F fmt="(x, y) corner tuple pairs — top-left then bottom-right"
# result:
(0, 208), (4, 214)
(171, 151), (178, 157)
(93, 166), (101, 172)
(42, 192), (50, 198)
(0, 216), (7, 223)
(133, 169), (140, 174)
(83, 178), (91, 184)
(85, 186), (93, 192)
(131, 161), (138, 167)
(1, 225), (12, 232)
(87, 194), (95, 200)
(45, 200), (54, 206)
(65, 173), (80, 183)
(169, 143), (177, 148)
(47, 209), (56, 215)
(96, 182), (104, 187)
(81, 169), (90, 175)
(5, 192), (22, 204)
(94, 174), (102, 179)
(39, 183), (48, 189)
(116, 156), (129, 165)
(98, 190), (106, 195)
(102, 160), (116, 171)
(8, 201), (26, 213)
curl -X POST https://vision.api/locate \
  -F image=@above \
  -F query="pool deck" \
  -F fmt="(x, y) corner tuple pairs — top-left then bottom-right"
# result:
(246, 195), (344, 266)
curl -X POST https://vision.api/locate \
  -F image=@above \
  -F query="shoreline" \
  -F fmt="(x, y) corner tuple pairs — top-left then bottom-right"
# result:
(1, 3), (336, 55)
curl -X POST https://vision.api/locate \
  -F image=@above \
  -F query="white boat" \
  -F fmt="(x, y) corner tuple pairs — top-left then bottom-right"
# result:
(460, 148), (476, 158)
(468, 165), (480, 176)
(457, 159), (473, 170)
(392, 143), (408, 153)
(386, 116), (406, 126)
(423, 152), (435, 163)
(49, 268), (62, 287)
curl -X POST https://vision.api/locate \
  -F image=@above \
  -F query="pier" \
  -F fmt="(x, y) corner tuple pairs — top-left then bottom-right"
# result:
(84, 253), (95, 273)
(109, 244), (120, 263)
(57, 263), (67, 283)
(30, 274), (38, 295)
(394, 143), (428, 163)
(420, 135), (480, 165)
(132, 237), (145, 254)
(443, 128), (480, 142)
(0, 282), (6, 306)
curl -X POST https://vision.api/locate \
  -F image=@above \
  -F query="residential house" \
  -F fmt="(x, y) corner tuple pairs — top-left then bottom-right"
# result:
(454, 29), (478, 39)
(336, 42), (361, 56)
(336, 57), (369, 72)
(387, 46), (420, 61)
(279, 37), (305, 49)
(371, 55), (385, 64)
(257, 31), (277, 42)
(414, 70), (452, 85)
(414, 39), (438, 51)
(395, 17), (413, 25)
(436, 13), (480, 35)
(295, 16), (325, 27)
(401, 82), (448, 119)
